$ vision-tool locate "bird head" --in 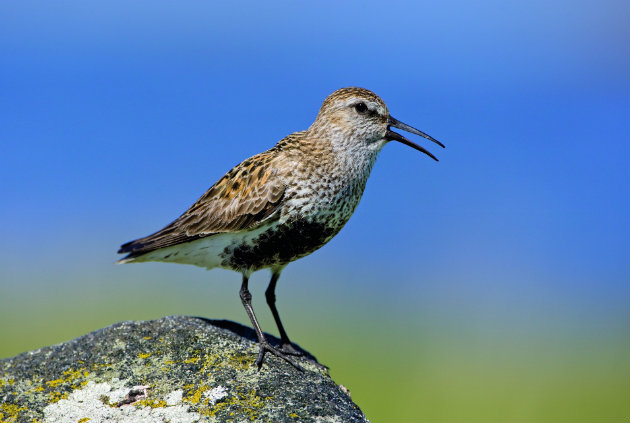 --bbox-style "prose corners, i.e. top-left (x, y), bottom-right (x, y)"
top-left (310, 87), bottom-right (444, 161)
